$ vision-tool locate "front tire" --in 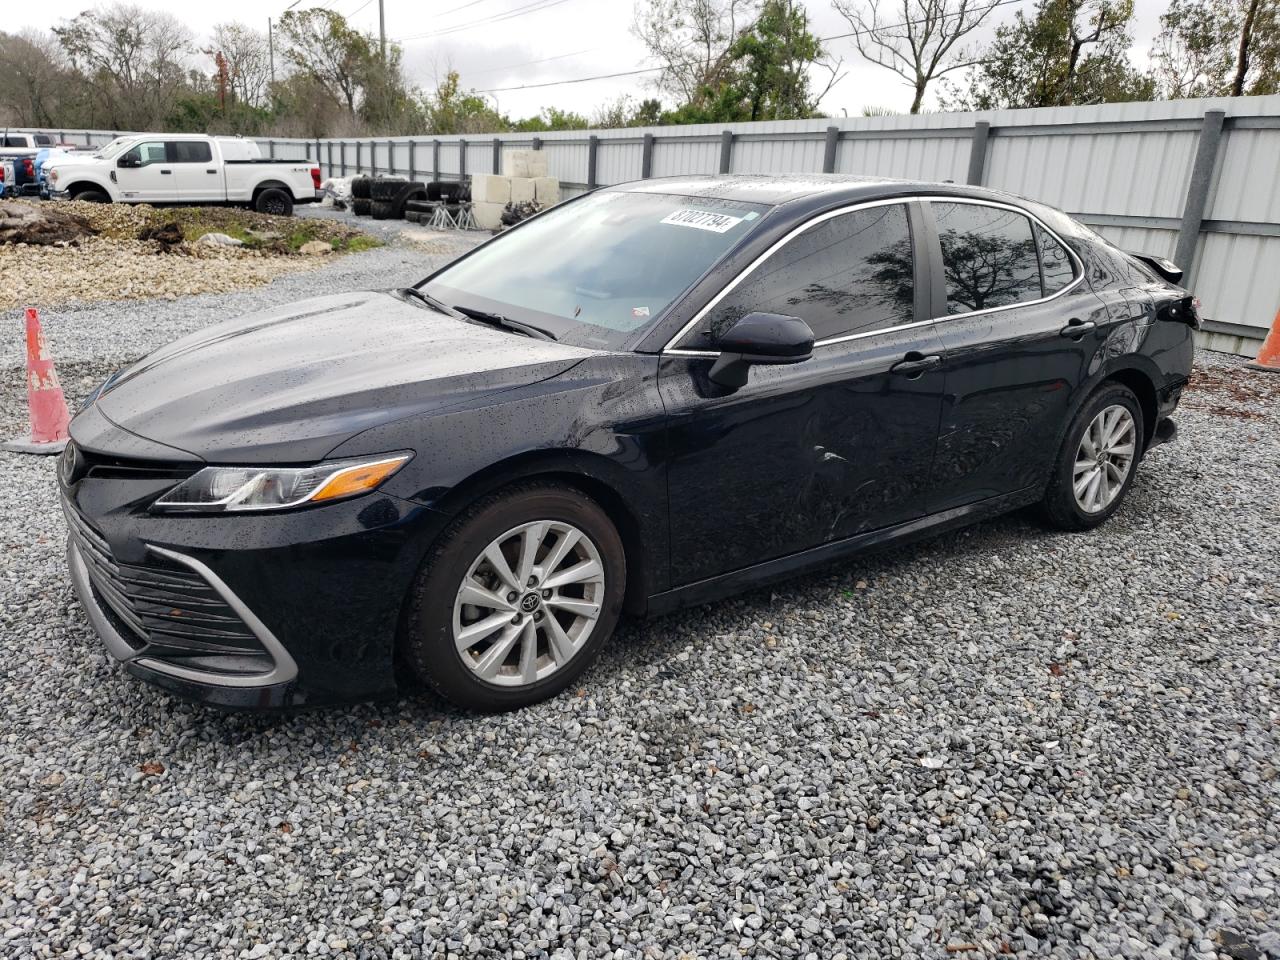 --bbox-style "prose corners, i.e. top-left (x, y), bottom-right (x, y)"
top-left (1040, 383), bottom-right (1144, 531)
top-left (403, 484), bottom-right (626, 711)
top-left (73, 190), bottom-right (110, 203)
